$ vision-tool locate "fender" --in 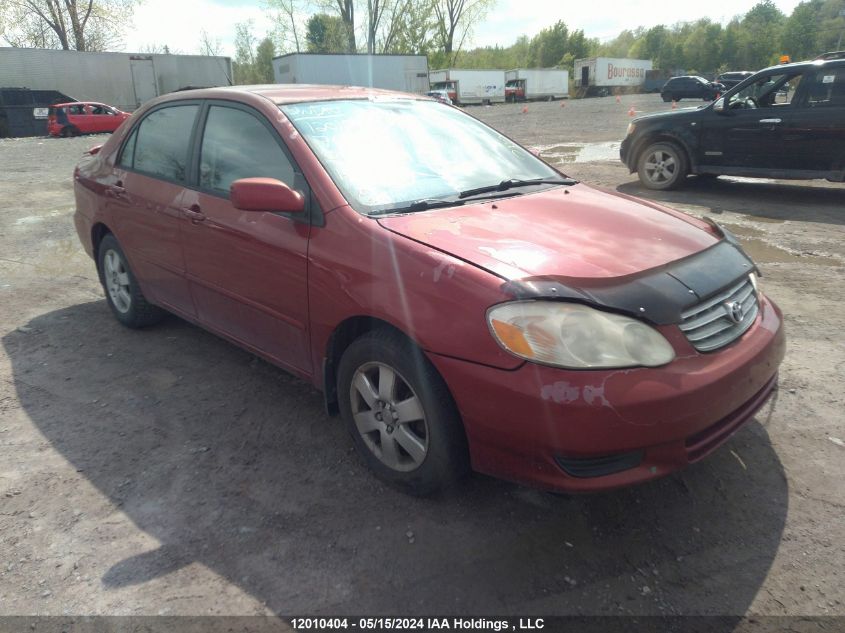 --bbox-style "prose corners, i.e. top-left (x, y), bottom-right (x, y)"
top-left (630, 127), bottom-right (700, 172)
